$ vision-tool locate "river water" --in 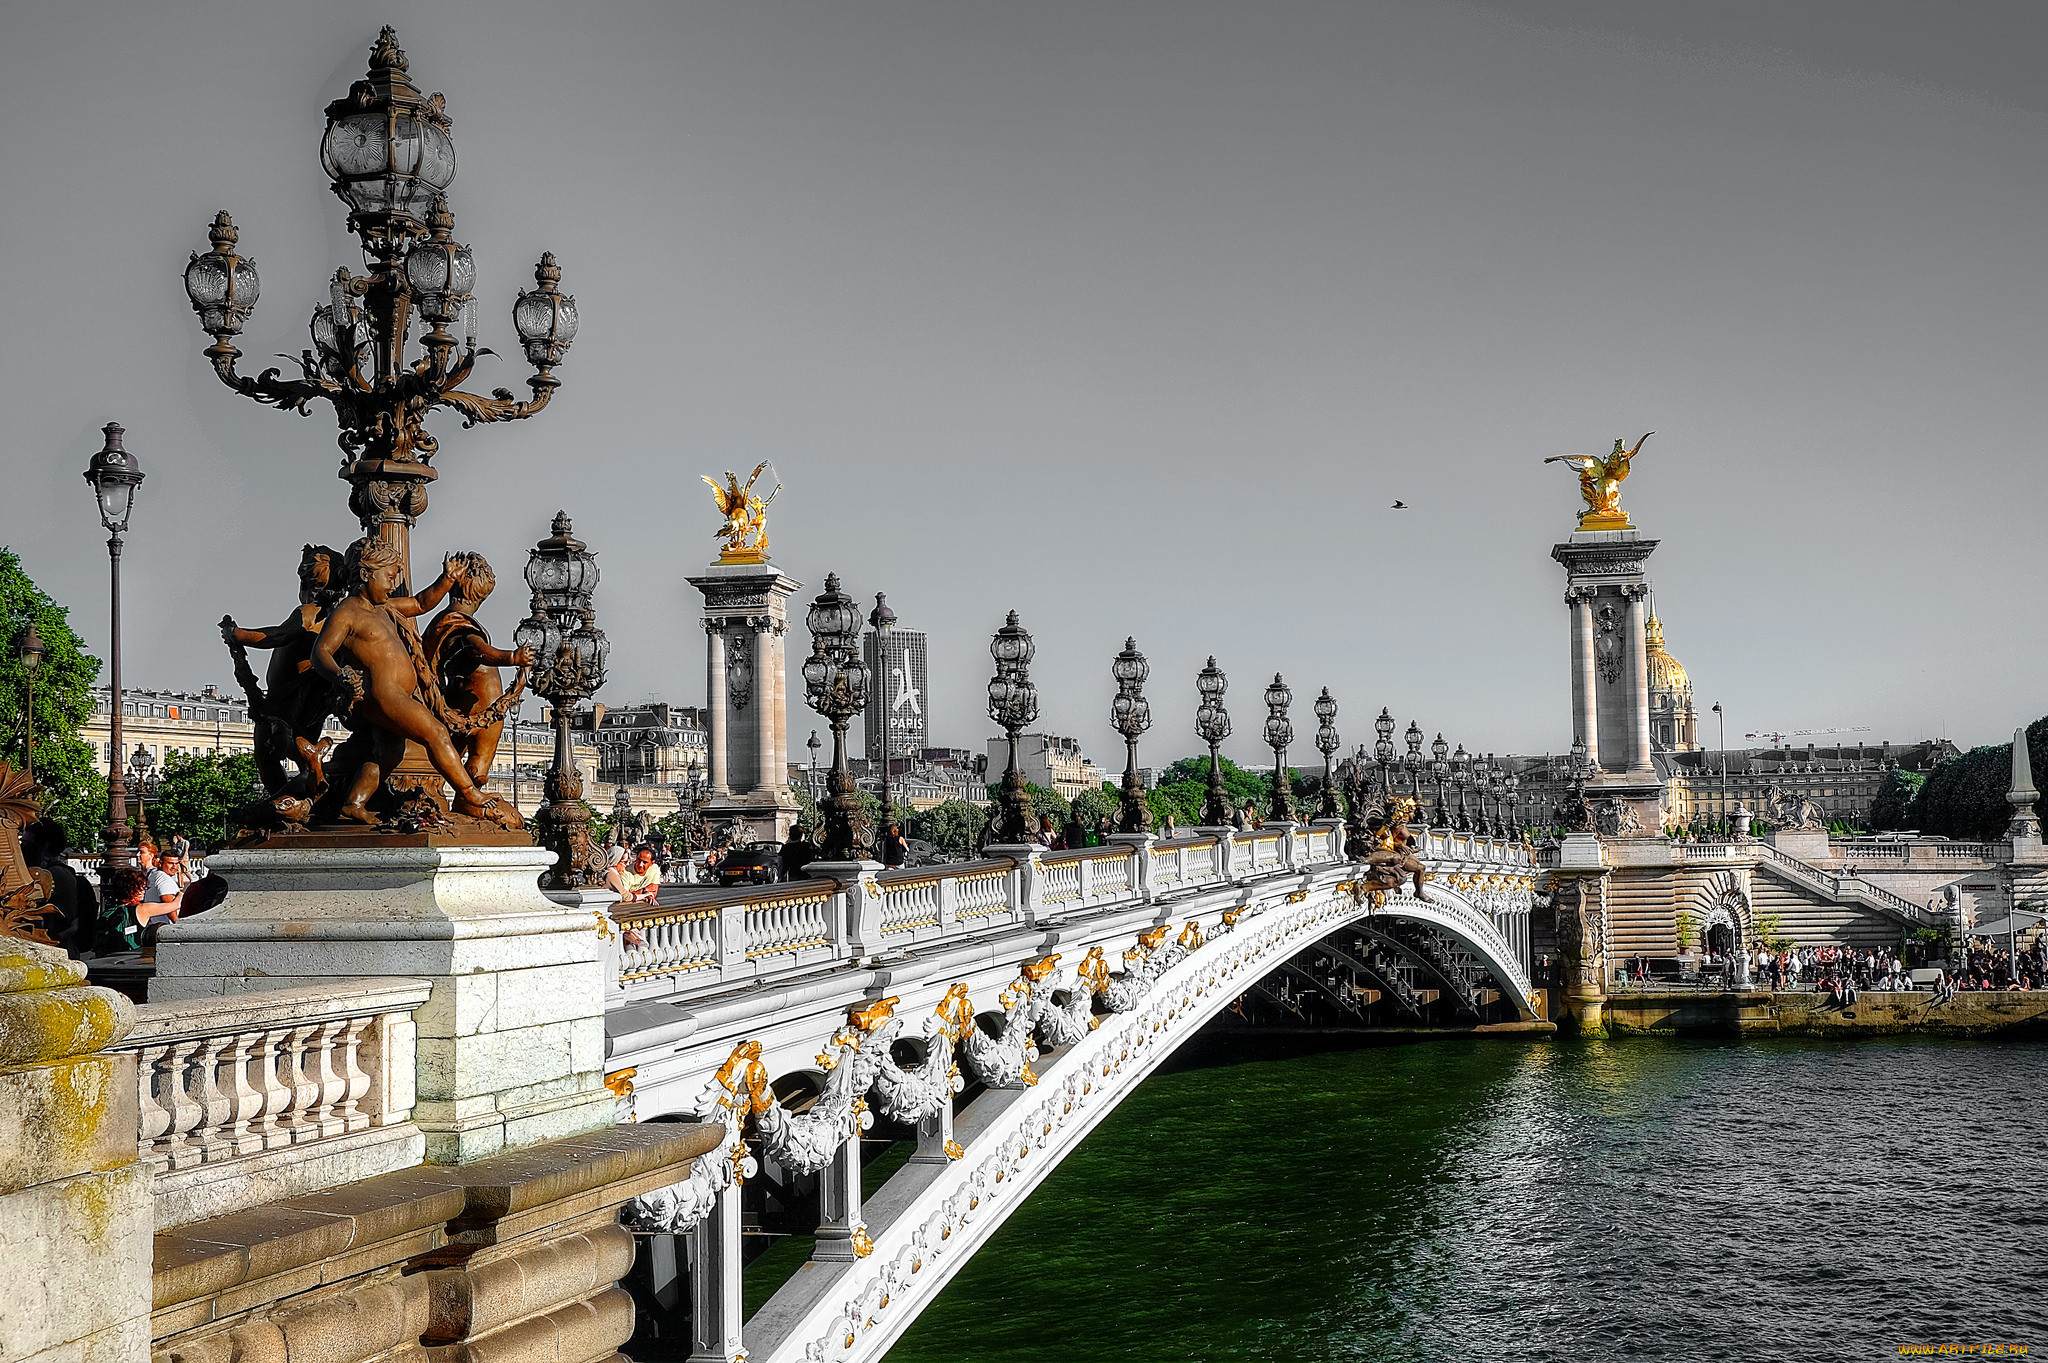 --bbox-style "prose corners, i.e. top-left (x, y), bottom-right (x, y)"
top-left (883, 1036), bottom-right (2047, 1362)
